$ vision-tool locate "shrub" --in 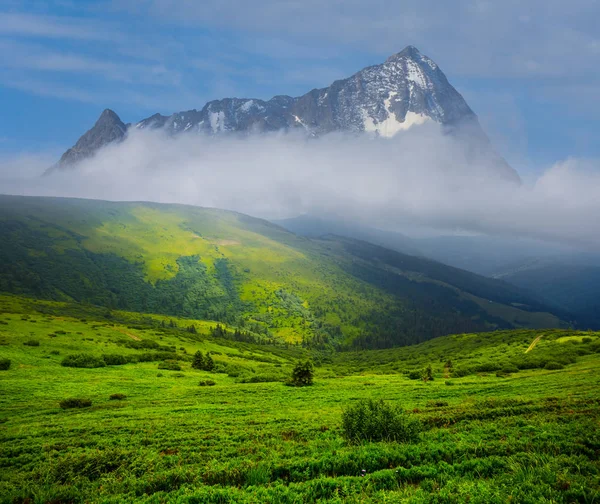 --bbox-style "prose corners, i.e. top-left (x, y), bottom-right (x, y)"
top-left (500, 364), bottom-right (519, 374)
top-left (407, 370), bottom-right (422, 380)
top-left (422, 364), bottom-right (434, 382)
top-left (341, 399), bottom-right (421, 443)
top-left (23, 340), bottom-right (40, 347)
top-left (582, 337), bottom-right (593, 344)
top-left (109, 393), bottom-right (127, 400)
top-left (198, 380), bottom-right (216, 387)
top-left (544, 361), bottom-right (565, 370)
top-left (158, 360), bottom-right (181, 371)
top-left (0, 358), bottom-right (11, 371)
top-left (102, 354), bottom-right (130, 366)
top-left (59, 398), bottom-right (92, 409)
top-left (513, 357), bottom-right (547, 370)
top-left (451, 367), bottom-right (472, 378)
top-left (49, 350), bottom-right (60, 355)
top-left (426, 400), bottom-right (448, 408)
top-left (288, 360), bottom-right (314, 387)
top-left (473, 361), bottom-right (501, 373)
top-left (239, 373), bottom-right (282, 383)
top-left (61, 354), bottom-right (106, 368)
